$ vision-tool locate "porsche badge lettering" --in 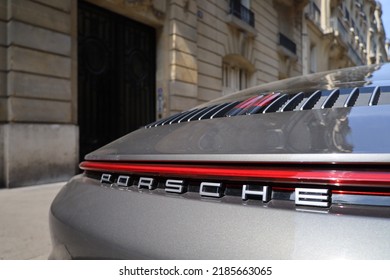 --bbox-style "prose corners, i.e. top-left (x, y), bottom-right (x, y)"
top-left (100, 173), bottom-right (331, 207)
